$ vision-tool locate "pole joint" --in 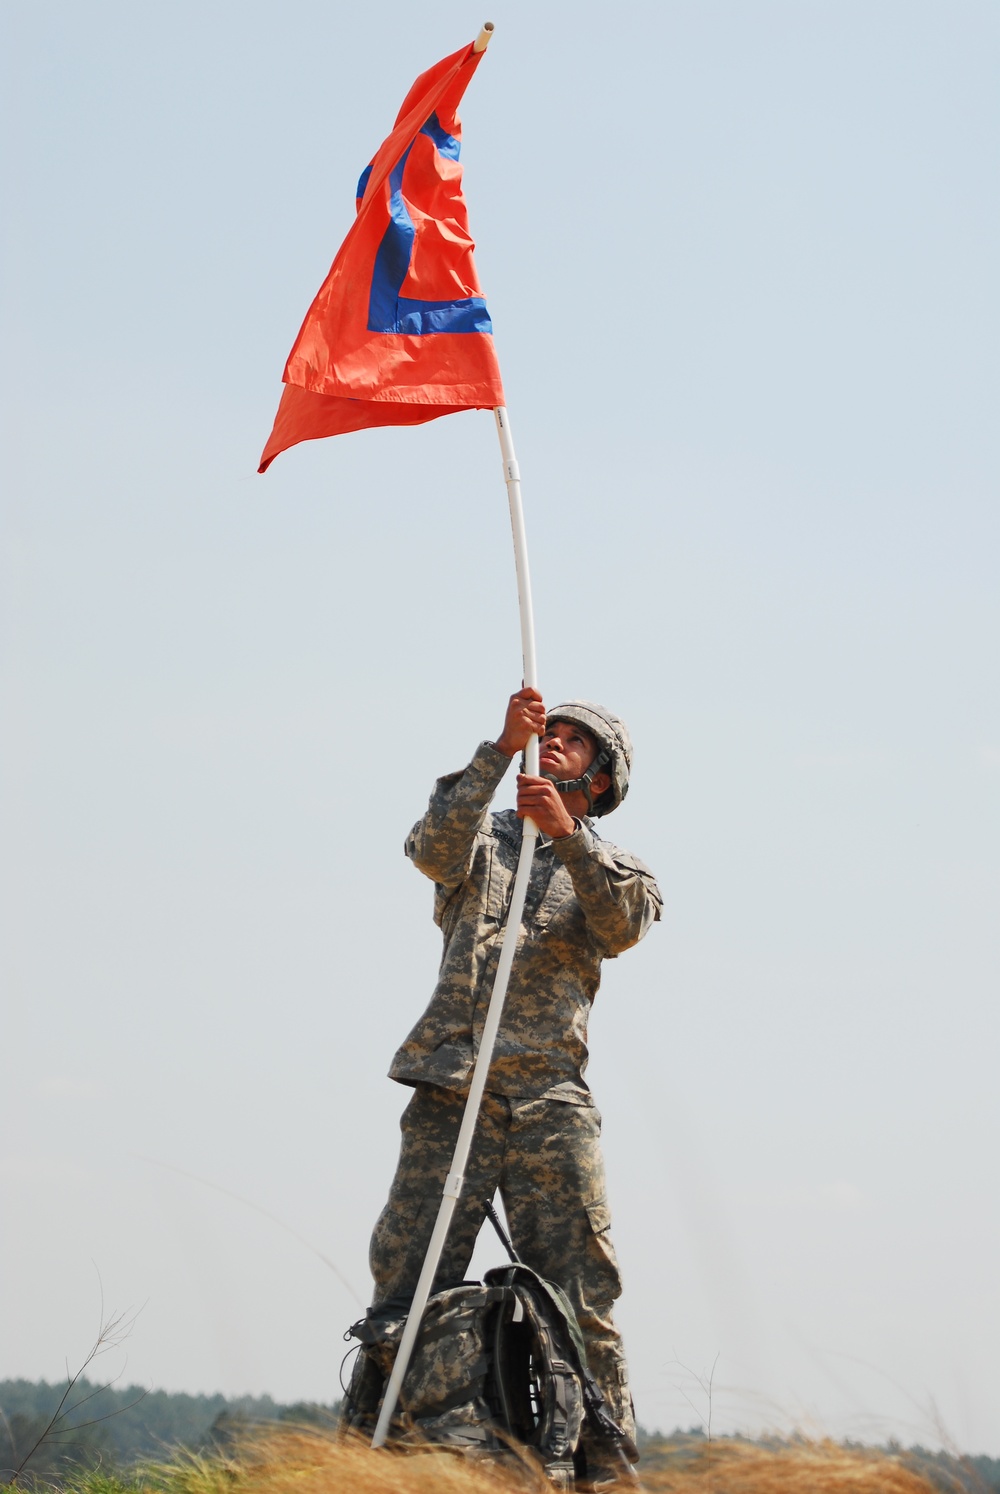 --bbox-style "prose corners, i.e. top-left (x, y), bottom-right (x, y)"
top-left (443, 1171), bottom-right (465, 1200)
